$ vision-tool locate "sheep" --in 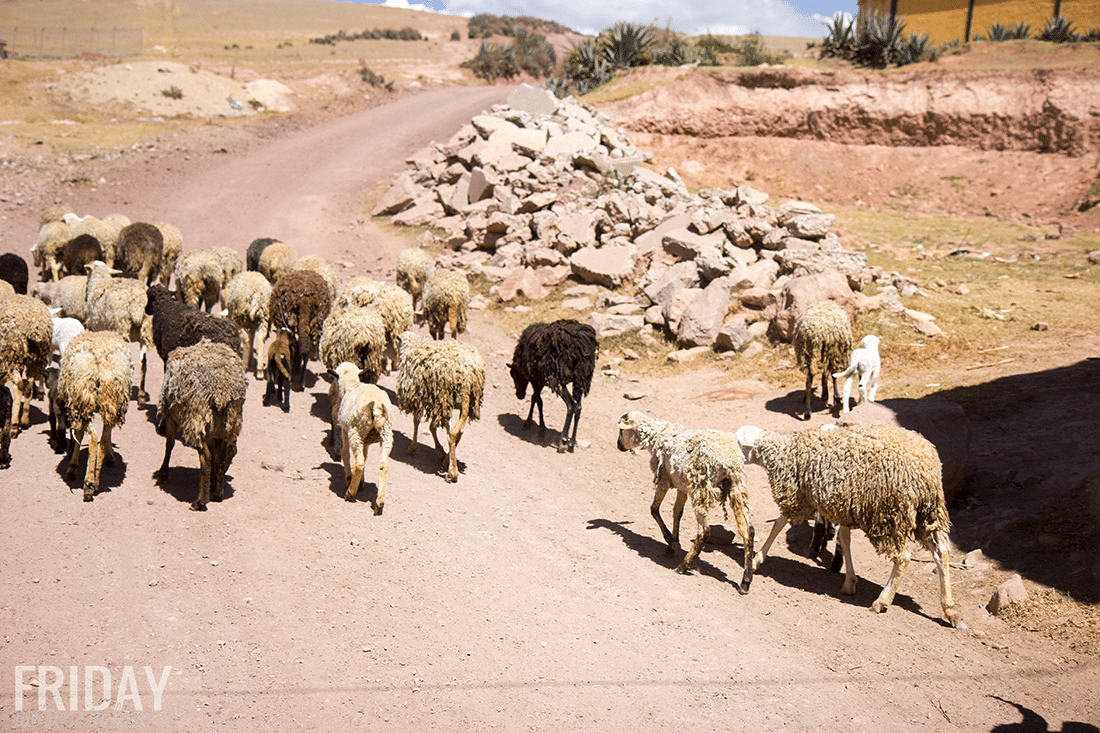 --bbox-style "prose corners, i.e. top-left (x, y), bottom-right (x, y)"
top-left (32, 220), bottom-right (71, 281)
top-left (60, 234), bottom-right (103, 278)
top-left (396, 330), bottom-right (484, 483)
top-left (736, 423), bottom-right (958, 626)
top-left (395, 247), bottom-right (434, 313)
top-left (144, 285), bottom-right (240, 379)
top-left (43, 366), bottom-right (70, 454)
top-left (67, 215), bottom-right (117, 268)
top-left (792, 299), bottom-right (852, 420)
top-left (246, 237), bottom-right (279, 272)
top-left (329, 361), bottom-right (393, 512)
top-left (115, 222), bottom-right (164, 286)
top-left (224, 271), bottom-right (272, 378)
top-left (30, 275), bottom-right (88, 322)
top-left (83, 261), bottom-right (153, 407)
top-left (258, 241), bottom-right (298, 285)
top-left (262, 329), bottom-right (293, 410)
top-left (321, 305), bottom-right (387, 455)
top-left (269, 269), bottom-right (331, 392)
top-left (0, 293), bottom-right (53, 431)
top-left (421, 270), bottom-right (470, 340)
top-left (174, 249), bottom-right (224, 312)
top-left (153, 340), bottom-right (247, 511)
top-left (39, 203), bottom-right (74, 228)
top-left (48, 308), bottom-right (85, 360)
top-left (0, 252), bottom-right (29, 295)
top-left (0, 384), bottom-right (11, 468)
top-left (293, 254), bottom-right (340, 302)
top-left (57, 331), bottom-right (132, 501)
top-left (99, 213), bottom-right (132, 266)
top-left (834, 334), bottom-right (881, 414)
top-left (154, 222), bottom-right (183, 288)
top-left (208, 246), bottom-right (244, 297)
top-left (333, 277), bottom-right (412, 373)
top-left (615, 411), bottom-right (756, 593)
top-left (508, 319), bottom-right (598, 453)
top-left (0, 280), bottom-right (13, 299)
